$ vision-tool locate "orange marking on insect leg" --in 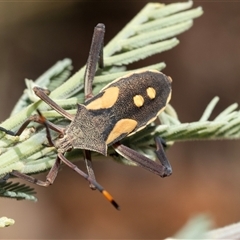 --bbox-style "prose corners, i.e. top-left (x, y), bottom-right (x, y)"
top-left (103, 190), bottom-right (113, 201)
top-left (102, 190), bottom-right (120, 210)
